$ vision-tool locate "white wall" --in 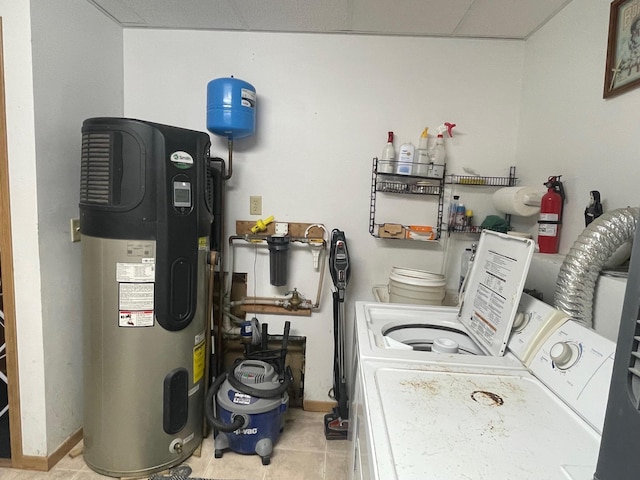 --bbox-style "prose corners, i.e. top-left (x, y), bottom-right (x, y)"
top-left (30, 0), bottom-right (123, 453)
top-left (0, 0), bottom-right (46, 455)
top-left (516, 0), bottom-right (640, 247)
top-left (516, 0), bottom-right (640, 339)
top-left (123, 29), bottom-right (525, 402)
top-left (0, 0), bottom-right (122, 456)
